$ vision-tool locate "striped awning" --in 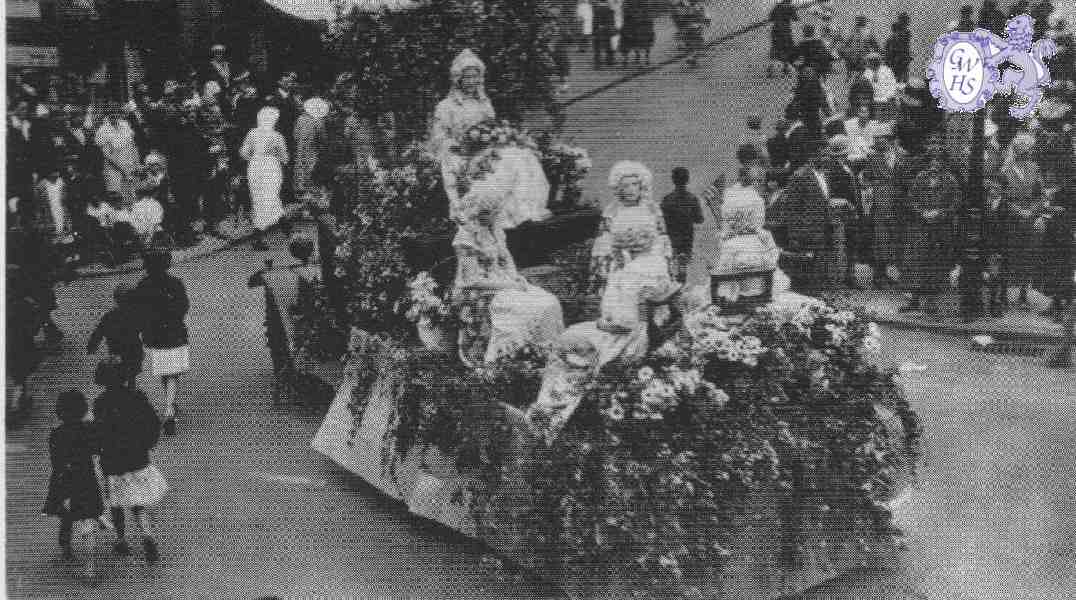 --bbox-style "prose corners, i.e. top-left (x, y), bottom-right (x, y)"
top-left (261, 0), bottom-right (424, 21)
